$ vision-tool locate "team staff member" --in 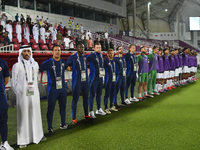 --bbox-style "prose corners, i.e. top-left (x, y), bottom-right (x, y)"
top-left (66, 43), bottom-right (92, 125)
top-left (104, 49), bottom-right (118, 114)
top-left (39, 45), bottom-right (72, 137)
top-left (147, 46), bottom-right (160, 95)
top-left (137, 47), bottom-right (152, 100)
top-left (11, 46), bottom-right (46, 148)
top-left (0, 59), bottom-right (13, 150)
top-left (87, 42), bottom-right (106, 119)
top-left (114, 46), bottom-right (130, 108)
top-left (124, 45), bottom-right (138, 104)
